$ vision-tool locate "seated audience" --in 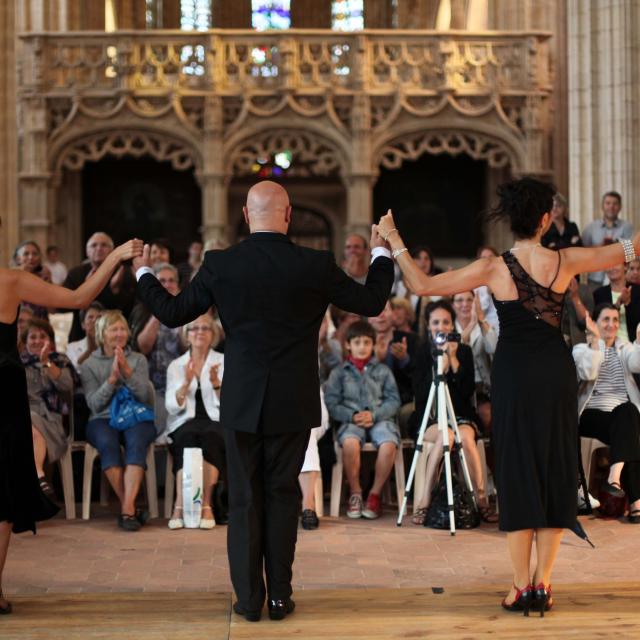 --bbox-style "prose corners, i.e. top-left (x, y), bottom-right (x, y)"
top-left (66, 302), bottom-right (104, 375)
top-left (44, 245), bottom-right (68, 285)
top-left (324, 320), bottom-right (401, 520)
top-left (342, 233), bottom-right (369, 284)
top-left (64, 232), bottom-right (136, 341)
top-left (80, 311), bottom-right (156, 532)
top-left (574, 304), bottom-right (640, 523)
top-left (369, 301), bottom-right (418, 435)
top-left (16, 305), bottom-right (34, 350)
top-left (411, 301), bottom-right (496, 525)
top-left (299, 388), bottom-right (330, 530)
top-left (177, 239), bottom-right (203, 289)
top-left (13, 240), bottom-right (51, 319)
top-left (330, 307), bottom-right (360, 355)
top-left (541, 193), bottom-right (582, 249)
top-left (149, 238), bottom-right (172, 266)
top-left (130, 263), bottom-right (186, 434)
top-left (626, 258), bottom-right (640, 286)
top-left (165, 314), bottom-right (224, 530)
top-left (390, 297), bottom-right (415, 334)
top-left (474, 246), bottom-right (500, 334)
top-left (20, 318), bottom-right (74, 498)
top-left (318, 310), bottom-right (342, 384)
top-left (394, 245), bottom-right (441, 336)
top-left (451, 291), bottom-right (497, 431)
top-left (593, 263), bottom-right (640, 343)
